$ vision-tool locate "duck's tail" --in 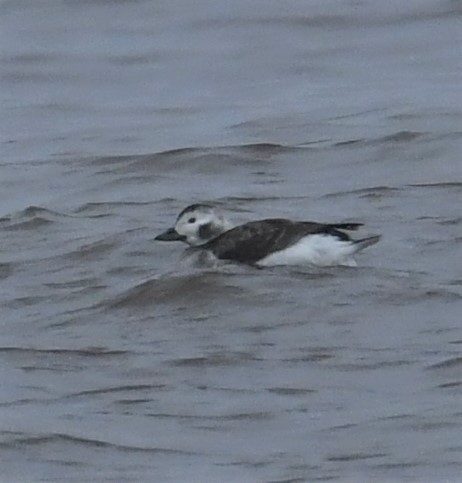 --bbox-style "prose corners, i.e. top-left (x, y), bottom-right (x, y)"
top-left (352, 235), bottom-right (381, 253)
top-left (333, 222), bottom-right (363, 231)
